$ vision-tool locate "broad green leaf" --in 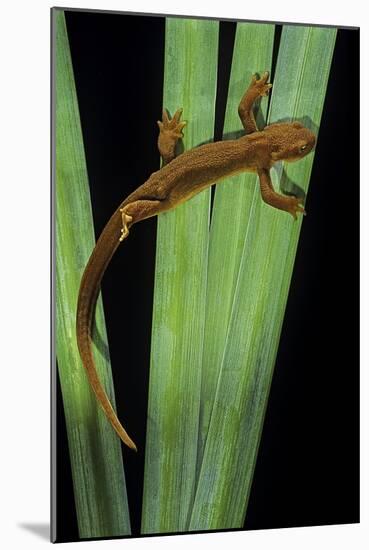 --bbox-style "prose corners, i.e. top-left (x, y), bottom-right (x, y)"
top-left (141, 17), bottom-right (219, 534)
top-left (189, 24), bottom-right (336, 531)
top-left (53, 9), bottom-right (130, 539)
top-left (197, 21), bottom-right (275, 476)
